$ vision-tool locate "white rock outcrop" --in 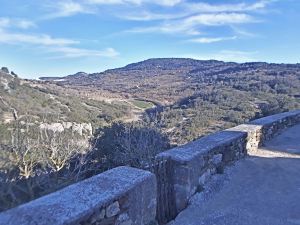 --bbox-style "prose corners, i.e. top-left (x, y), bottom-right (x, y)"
top-left (39, 122), bottom-right (92, 136)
